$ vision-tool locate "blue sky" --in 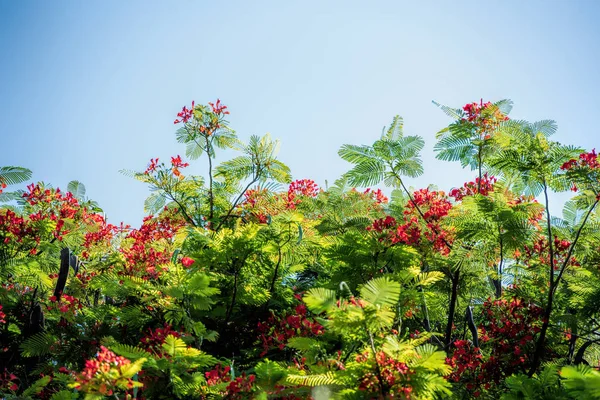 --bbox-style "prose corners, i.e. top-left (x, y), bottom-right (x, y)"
top-left (1, 1), bottom-right (599, 225)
